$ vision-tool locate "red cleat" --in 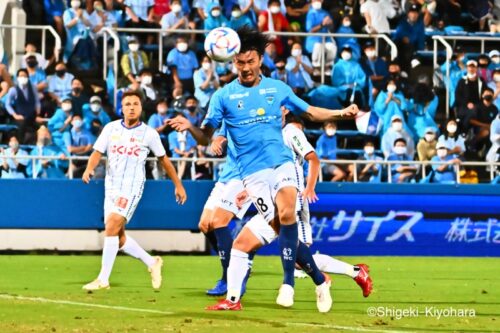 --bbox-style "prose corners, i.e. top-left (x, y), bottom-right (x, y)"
top-left (206, 299), bottom-right (242, 311)
top-left (353, 264), bottom-right (373, 297)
